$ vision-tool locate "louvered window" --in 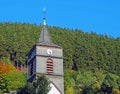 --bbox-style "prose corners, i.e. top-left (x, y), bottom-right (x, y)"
top-left (47, 58), bottom-right (53, 74)
top-left (30, 63), bottom-right (33, 75)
